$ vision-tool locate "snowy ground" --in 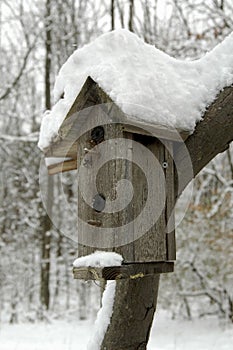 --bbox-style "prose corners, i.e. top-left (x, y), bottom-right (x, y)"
top-left (0, 309), bottom-right (232, 350)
